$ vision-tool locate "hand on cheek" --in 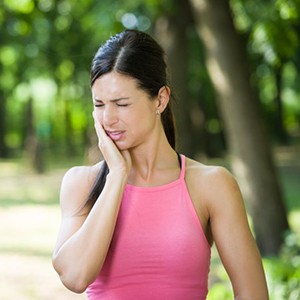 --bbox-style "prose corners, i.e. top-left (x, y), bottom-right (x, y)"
top-left (92, 111), bottom-right (131, 173)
